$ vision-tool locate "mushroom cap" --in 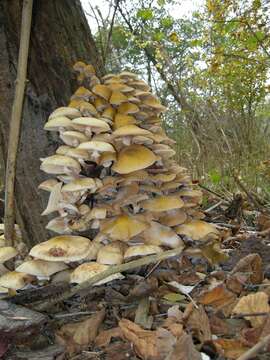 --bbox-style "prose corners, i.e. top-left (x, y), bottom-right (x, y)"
top-left (112, 145), bottom-right (156, 174)
top-left (0, 271), bottom-right (34, 290)
top-left (56, 145), bottom-right (72, 155)
top-left (44, 116), bottom-right (73, 131)
top-left (79, 102), bottom-right (99, 117)
top-left (46, 217), bottom-right (71, 234)
top-left (60, 131), bottom-right (89, 146)
top-left (110, 91), bottom-right (129, 105)
top-left (40, 155), bottom-right (81, 174)
top-left (92, 84), bottom-right (112, 100)
top-left (159, 209), bottom-right (187, 227)
top-left (97, 243), bottom-right (124, 265)
top-left (78, 141), bottom-right (115, 153)
top-left (65, 148), bottom-right (92, 160)
top-left (142, 221), bottom-right (184, 248)
top-left (124, 245), bottom-right (162, 260)
top-left (70, 262), bottom-right (123, 285)
top-left (0, 247), bottom-right (18, 263)
top-left (29, 235), bottom-right (92, 262)
top-left (71, 86), bottom-right (92, 100)
top-left (113, 114), bottom-right (137, 129)
top-left (118, 102), bottom-right (139, 114)
top-left (101, 214), bottom-right (149, 241)
top-left (108, 83), bottom-right (134, 92)
top-left (175, 220), bottom-right (219, 240)
top-left (49, 107), bottom-right (81, 120)
top-left (71, 117), bottom-right (110, 132)
top-left (61, 178), bottom-right (97, 192)
top-left (16, 259), bottom-right (68, 278)
top-left (38, 179), bottom-right (59, 192)
top-left (102, 106), bottom-right (116, 120)
top-left (112, 125), bottom-right (151, 138)
top-left (141, 195), bottom-right (184, 212)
